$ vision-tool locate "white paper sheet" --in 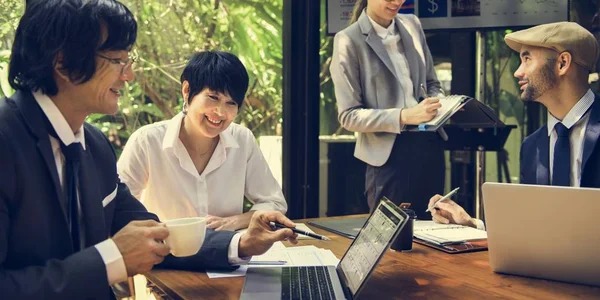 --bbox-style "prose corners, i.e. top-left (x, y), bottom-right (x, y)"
top-left (206, 244), bottom-right (340, 279)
